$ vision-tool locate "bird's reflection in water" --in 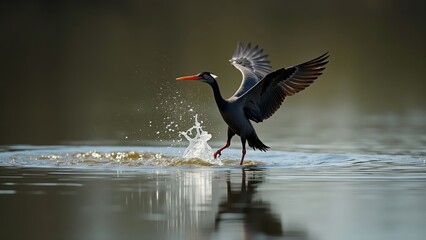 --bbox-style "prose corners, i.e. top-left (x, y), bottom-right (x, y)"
top-left (214, 167), bottom-right (308, 240)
